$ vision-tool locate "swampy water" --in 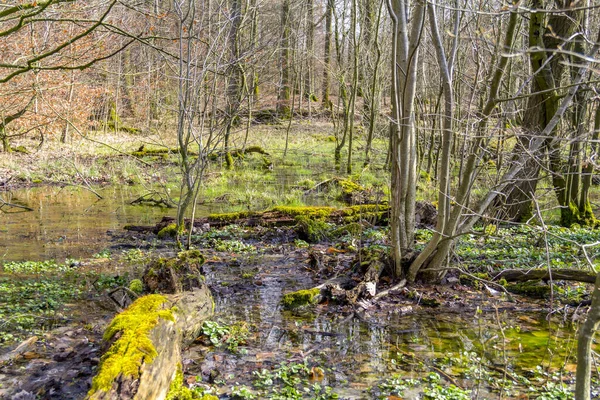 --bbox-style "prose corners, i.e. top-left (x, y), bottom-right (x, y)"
top-left (0, 185), bottom-right (180, 261)
top-left (194, 249), bottom-right (578, 398)
top-left (0, 185), bottom-right (584, 398)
